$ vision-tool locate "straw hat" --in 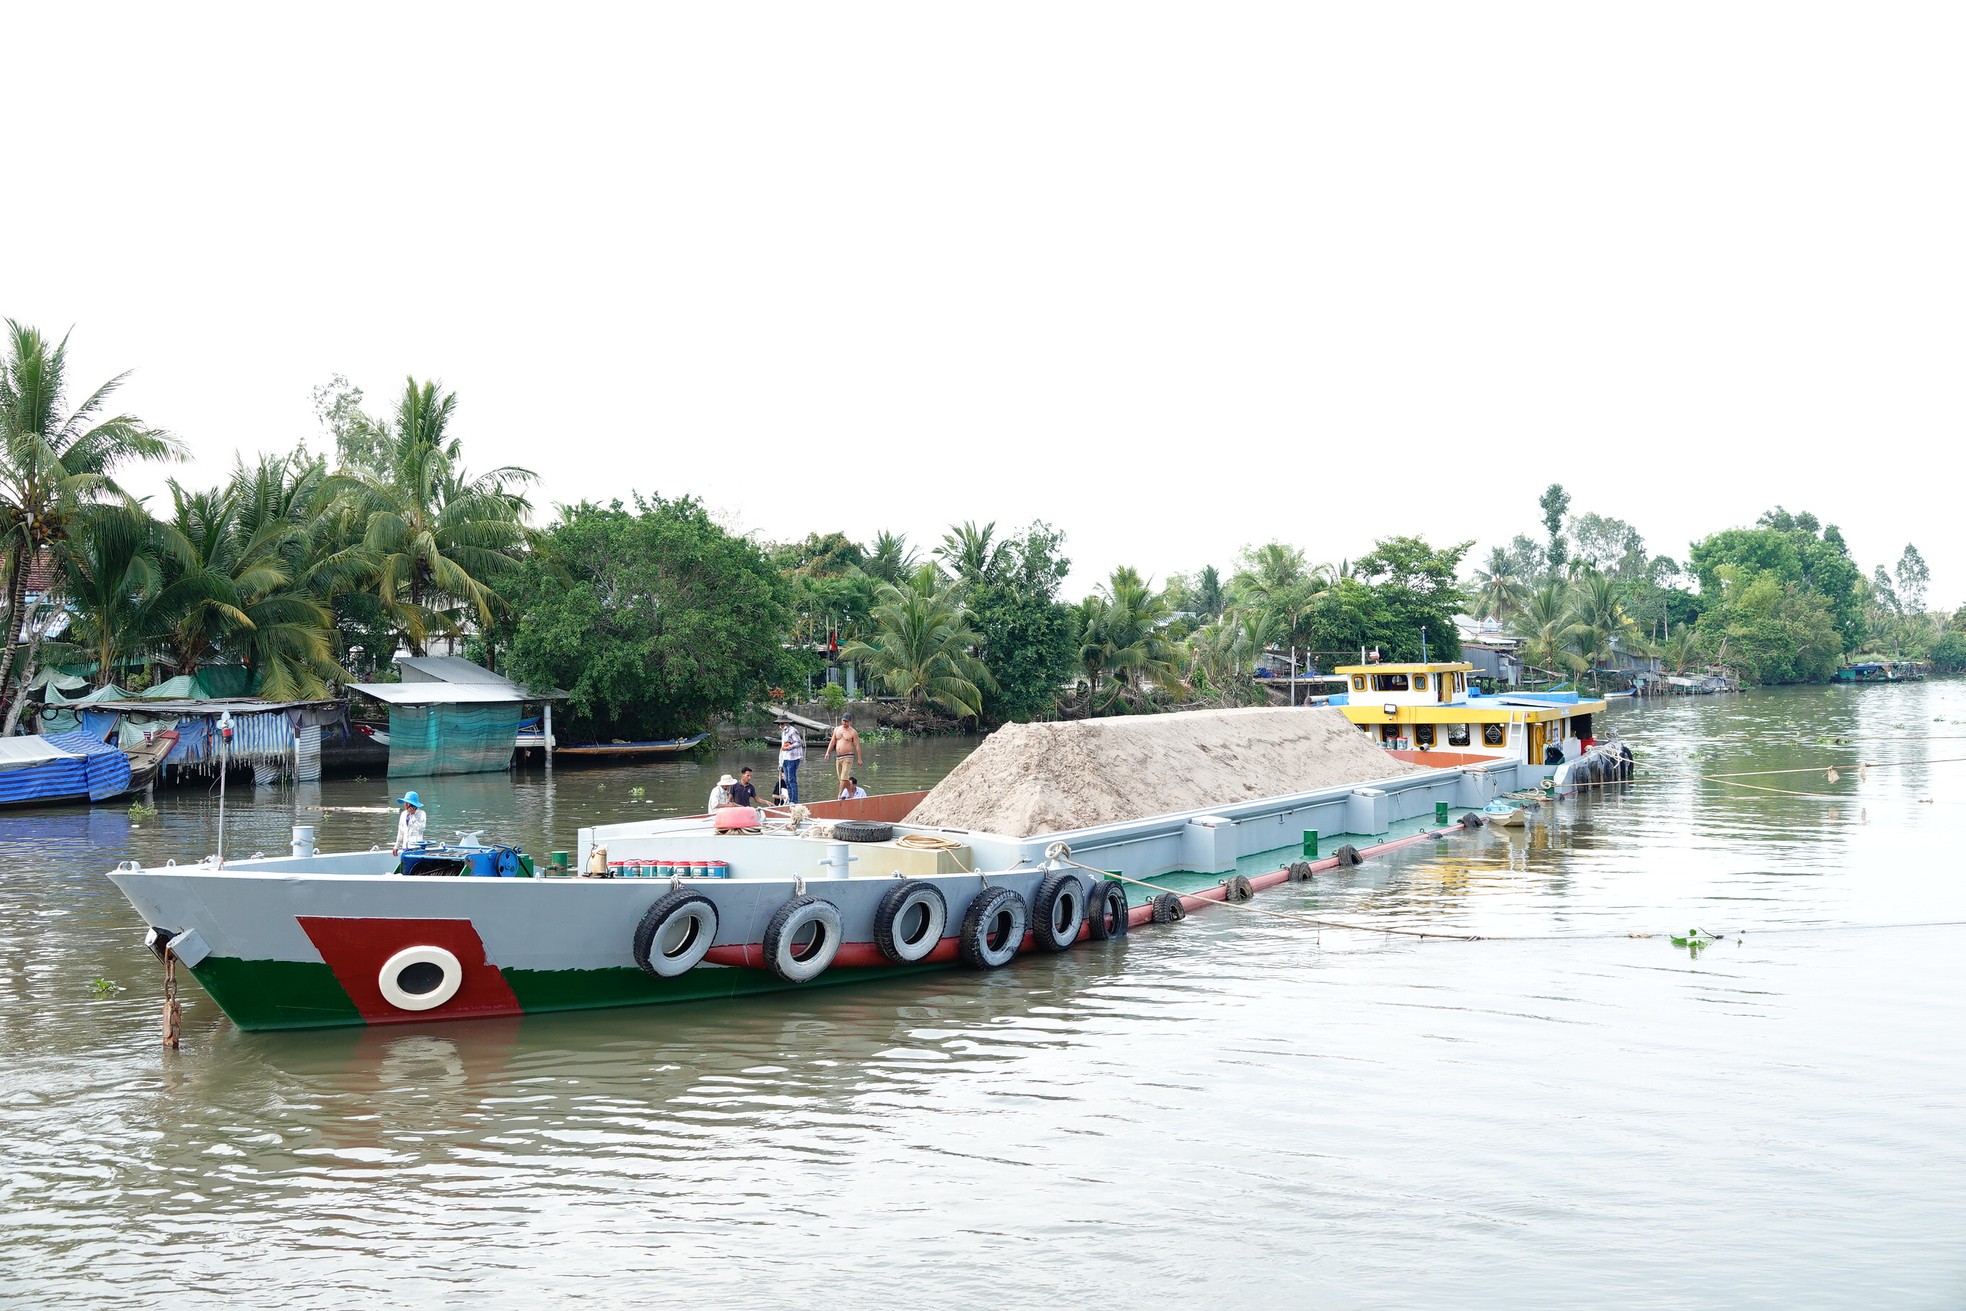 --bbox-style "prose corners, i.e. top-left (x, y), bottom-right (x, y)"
top-left (717, 773), bottom-right (738, 787)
